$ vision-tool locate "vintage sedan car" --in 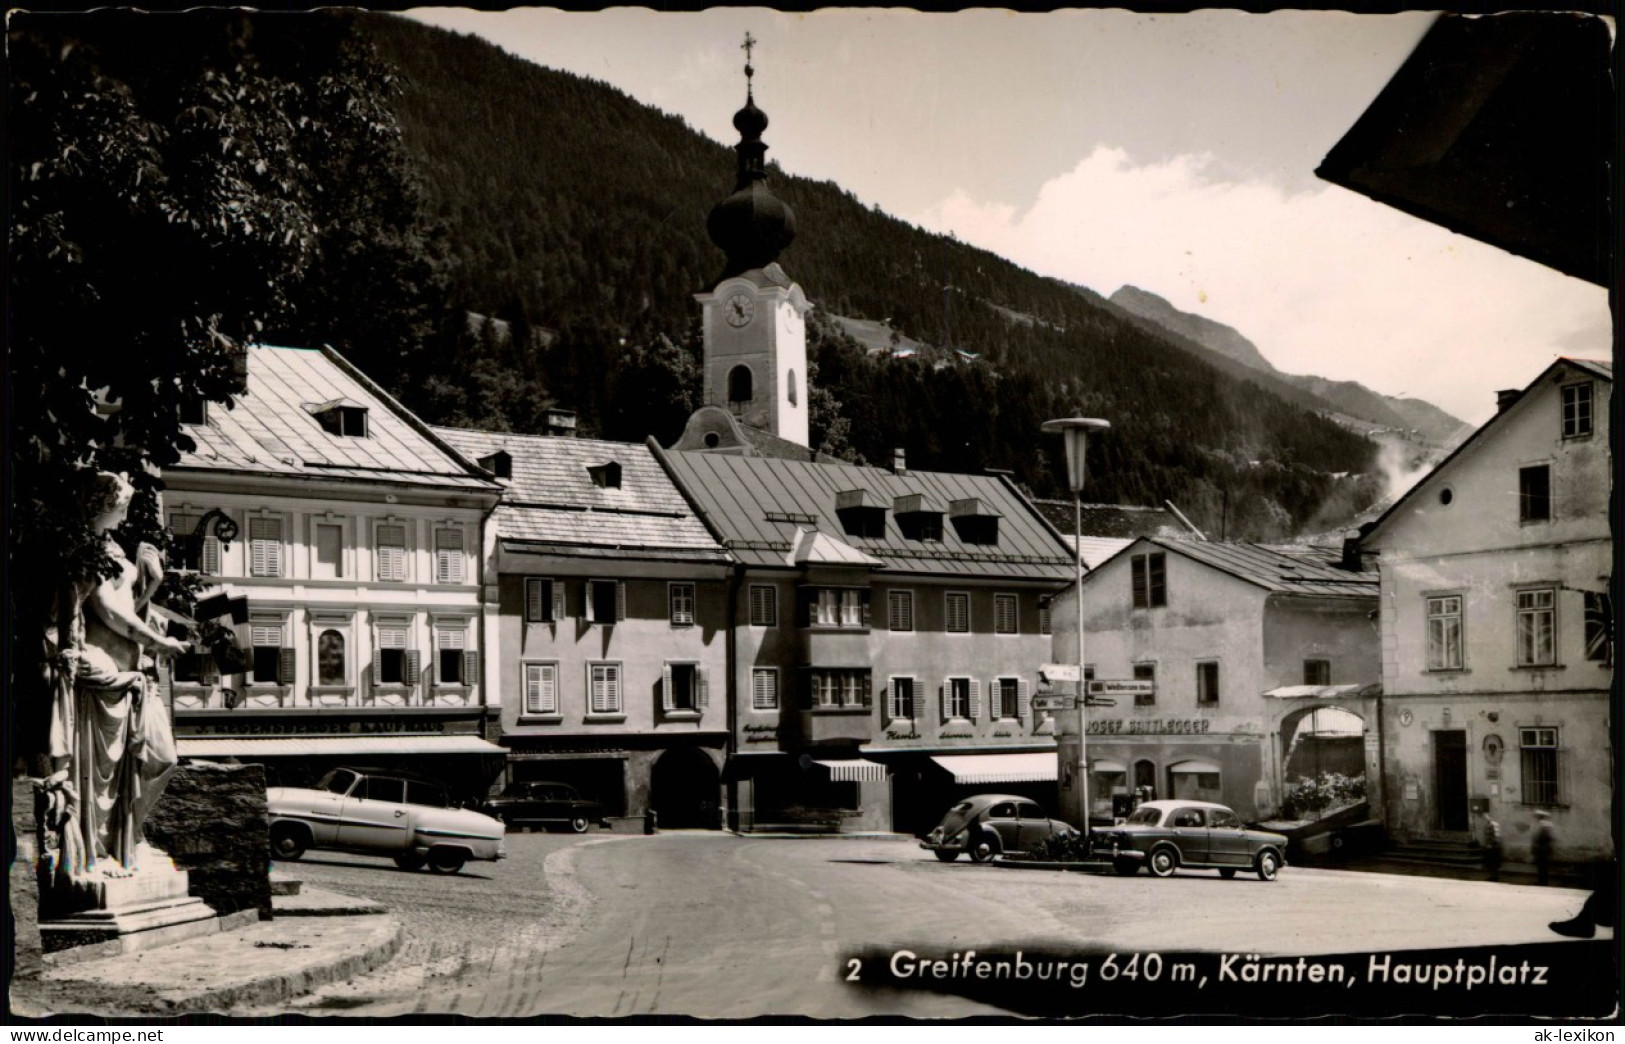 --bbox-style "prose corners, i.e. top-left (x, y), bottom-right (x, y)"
top-left (268, 767), bottom-right (506, 874)
top-left (479, 781), bottom-right (608, 833)
top-left (1099, 799), bottom-right (1288, 881)
top-left (919, 794), bottom-right (1078, 862)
